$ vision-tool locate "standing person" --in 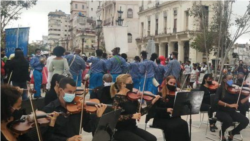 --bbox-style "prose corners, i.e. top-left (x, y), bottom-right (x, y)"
top-left (154, 59), bottom-right (165, 93)
top-left (237, 60), bottom-right (245, 75)
top-left (183, 61), bottom-right (192, 87)
top-left (106, 47), bottom-right (128, 82)
top-left (102, 52), bottom-right (108, 63)
top-left (129, 56), bottom-right (141, 89)
top-left (139, 51), bottom-right (158, 93)
top-left (65, 48), bottom-right (86, 87)
top-left (49, 46), bottom-right (69, 76)
top-left (9, 50), bottom-right (30, 100)
top-left (189, 63), bottom-right (200, 88)
top-left (121, 53), bottom-right (129, 73)
top-left (164, 51), bottom-right (181, 86)
top-left (215, 74), bottom-right (249, 141)
top-left (153, 76), bottom-right (190, 141)
top-left (45, 53), bottom-right (56, 90)
top-left (110, 74), bottom-right (159, 141)
top-left (30, 48), bottom-right (45, 98)
top-left (87, 49), bottom-right (107, 93)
